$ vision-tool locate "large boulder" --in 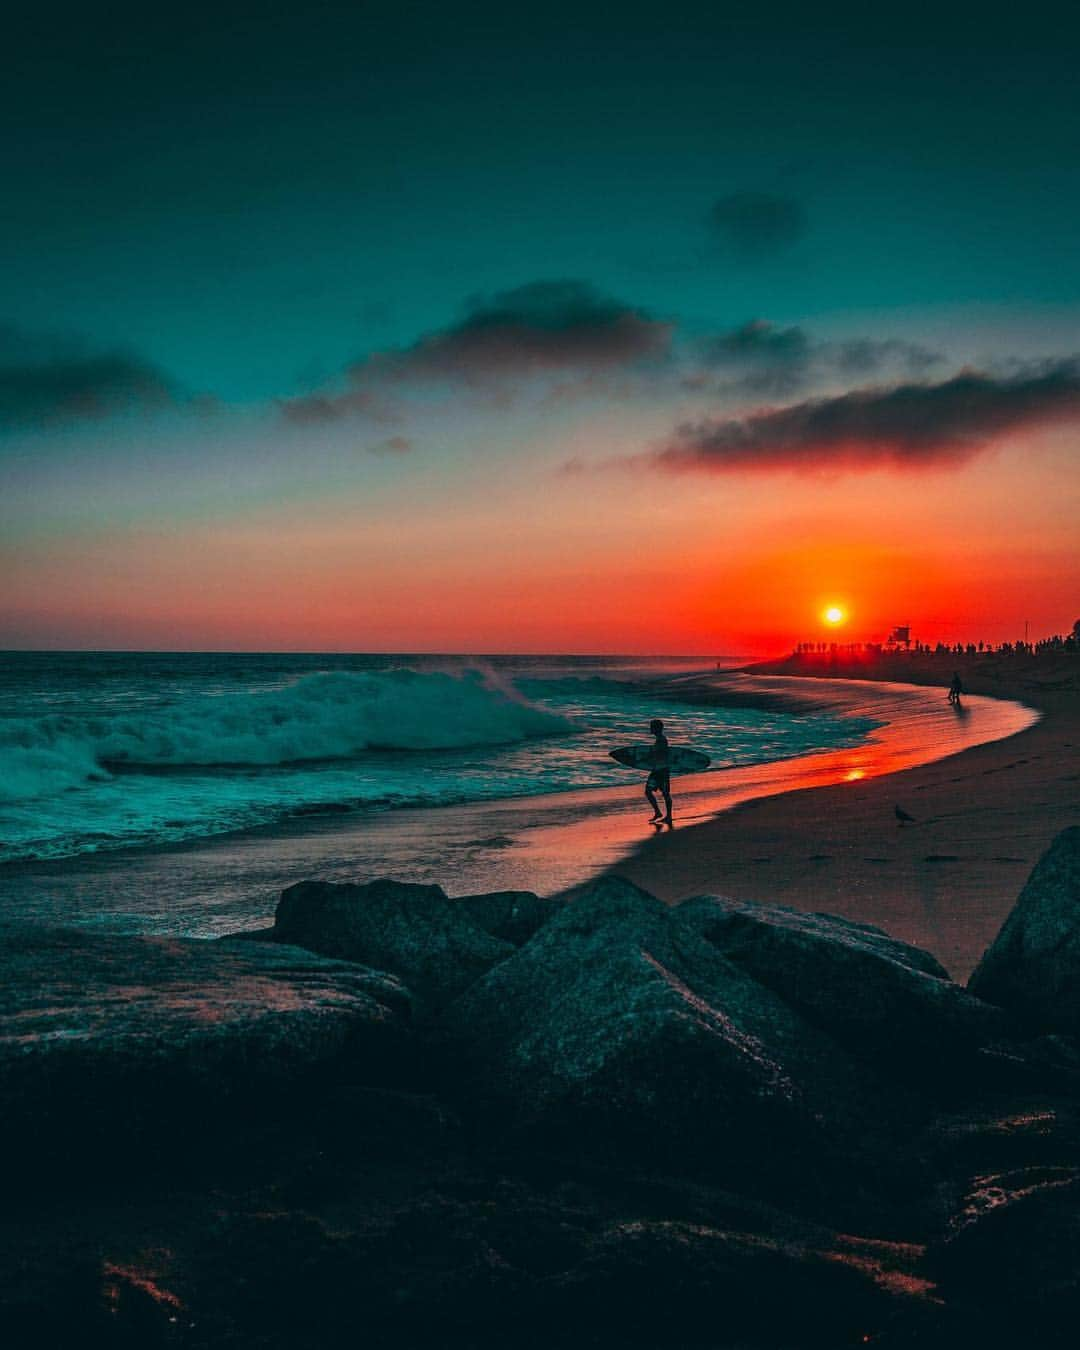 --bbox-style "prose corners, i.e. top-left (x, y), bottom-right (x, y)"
top-left (928, 1167), bottom-right (1080, 1339)
top-left (455, 890), bottom-right (562, 946)
top-left (676, 895), bottom-right (1008, 1087)
top-left (142, 1183), bottom-right (939, 1350)
top-left (439, 876), bottom-right (904, 1201)
top-left (0, 922), bottom-right (409, 1174)
top-left (548, 1219), bottom-right (938, 1348)
top-left (274, 878), bottom-right (514, 1015)
top-left (968, 828), bottom-right (1080, 1032)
